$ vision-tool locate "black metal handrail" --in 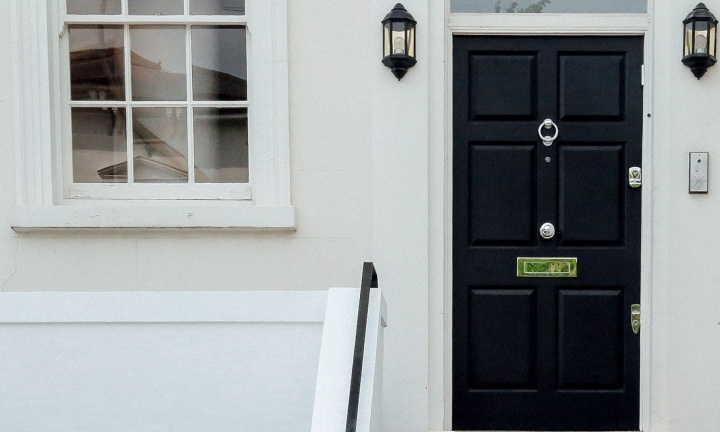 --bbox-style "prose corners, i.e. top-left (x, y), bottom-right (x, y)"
top-left (345, 262), bottom-right (379, 432)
